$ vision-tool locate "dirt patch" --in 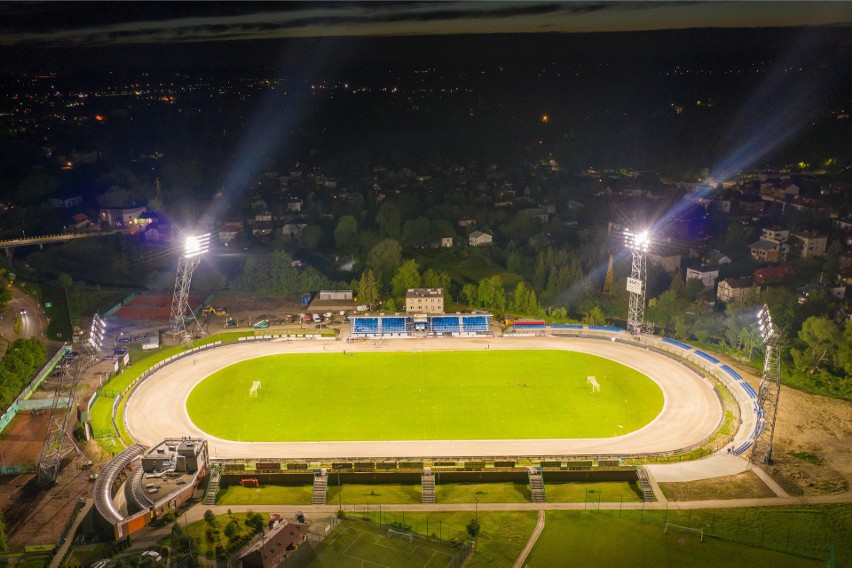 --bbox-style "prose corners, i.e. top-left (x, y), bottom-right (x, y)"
top-left (759, 385), bottom-right (852, 496)
top-left (209, 296), bottom-right (307, 326)
top-left (0, 410), bottom-right (51, 465)
top-left (659, 471), bottom-right (777, 501)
